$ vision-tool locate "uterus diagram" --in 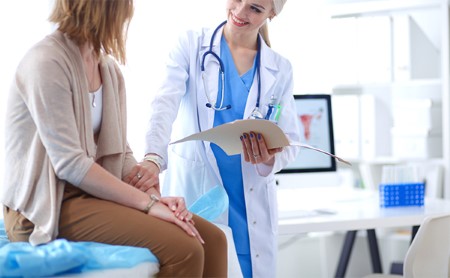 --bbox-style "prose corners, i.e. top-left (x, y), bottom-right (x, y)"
top-left (299, 108), bottom-right (323, 142)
